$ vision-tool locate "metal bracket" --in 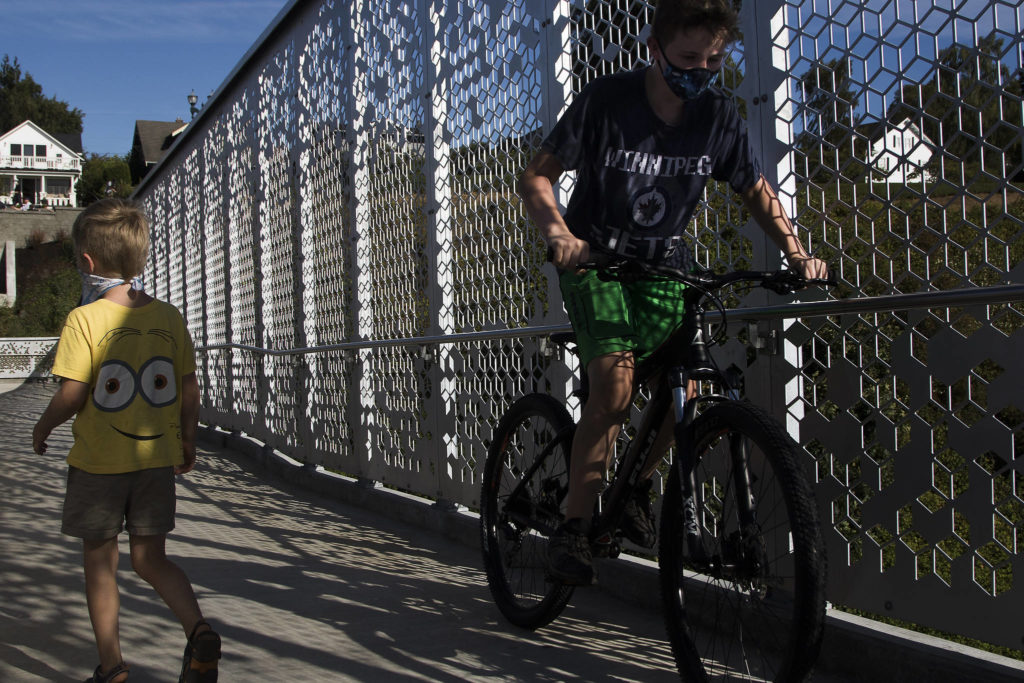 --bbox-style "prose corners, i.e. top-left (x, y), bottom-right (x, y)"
top-left (539, 336), bottom-right (556, 358)
top-left (432, 498), bottom-right (461, 513)
top-left (747, 322), bottom-right (778, 355)
top-left (419, 346), bottom-right (434, 364)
